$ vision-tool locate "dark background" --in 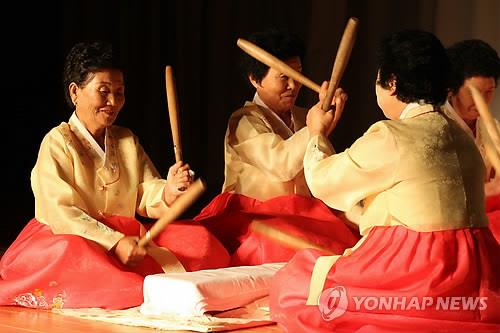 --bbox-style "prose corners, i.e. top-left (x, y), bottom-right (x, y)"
top-left (3, 0), bottom-right (499, 248)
